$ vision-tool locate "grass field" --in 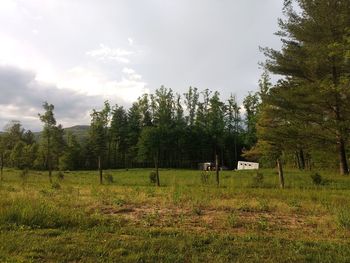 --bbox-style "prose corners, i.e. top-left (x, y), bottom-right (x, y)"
top-left (1, 168), bottom-right (350, 262)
